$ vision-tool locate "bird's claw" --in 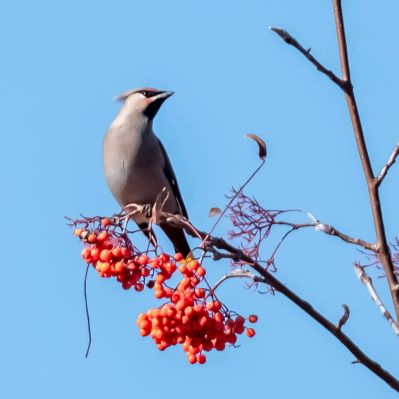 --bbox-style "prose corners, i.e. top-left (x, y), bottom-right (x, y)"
top-left (141, 204), bottom-right (152, 218)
